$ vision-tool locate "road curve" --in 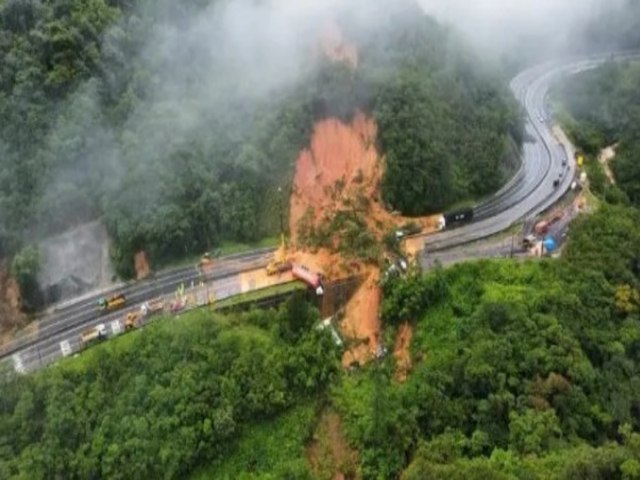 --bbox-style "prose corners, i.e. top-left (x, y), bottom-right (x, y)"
top-left (422, 53), bottom-right (633, 253)
top-left (2, 53), bottom-right (635, 372)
